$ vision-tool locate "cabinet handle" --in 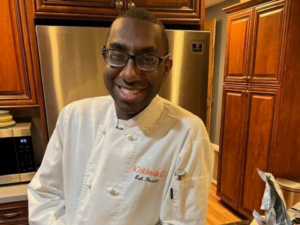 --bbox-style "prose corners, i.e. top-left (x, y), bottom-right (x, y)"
top-left (243, 76), bottom-right (247, 80)
top-left (1, 211), bottom-right (23, 218)
top-left (115, 0), bottom-right (123, 9)
top-left (128, 0), bottom-right (135, 8)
